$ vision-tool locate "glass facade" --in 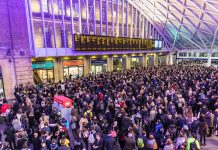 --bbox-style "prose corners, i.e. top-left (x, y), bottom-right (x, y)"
top-left (30, 0), bottom-right (163, 49)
